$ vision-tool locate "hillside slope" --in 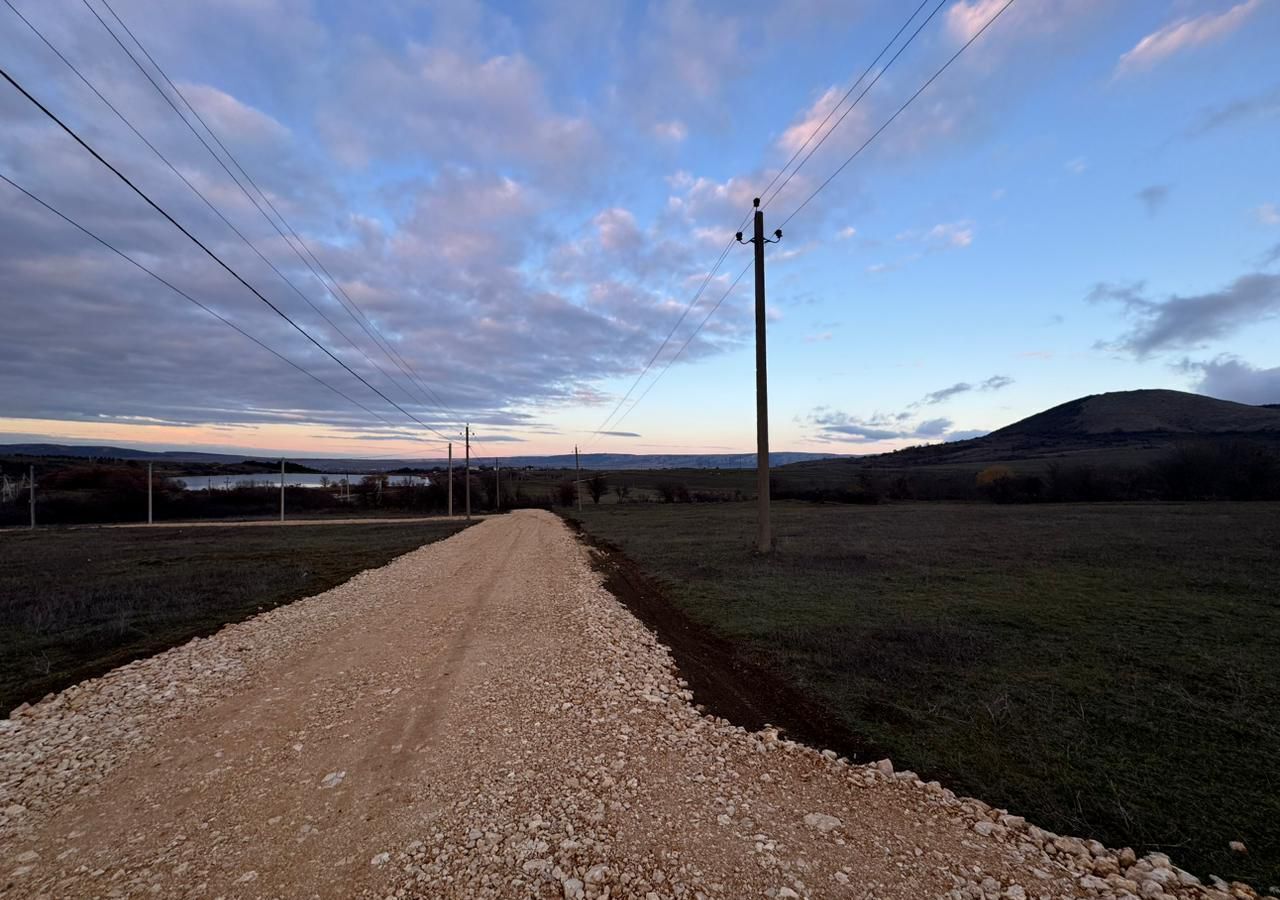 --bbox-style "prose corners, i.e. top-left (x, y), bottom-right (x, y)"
top-left (991, 389), bottom-right (1280, 438)
top-left (784, 389), bottom-right (1280, 479)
